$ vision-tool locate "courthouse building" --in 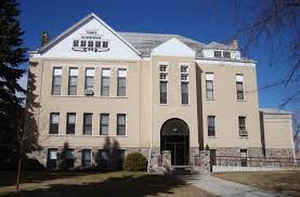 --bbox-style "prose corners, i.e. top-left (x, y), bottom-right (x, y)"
top-left (28, 13), bottom-right (295, 169)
